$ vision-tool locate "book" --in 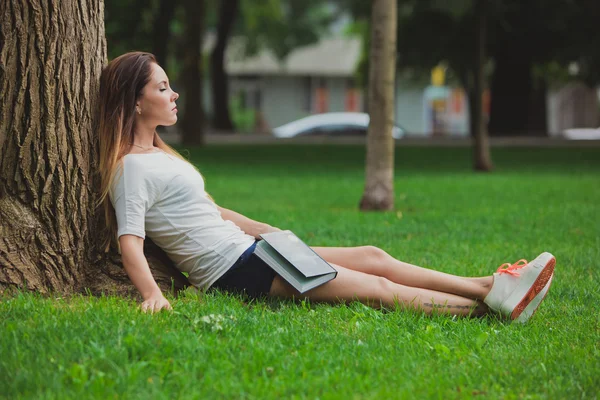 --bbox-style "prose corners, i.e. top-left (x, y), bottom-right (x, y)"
top-left (254, 230), bottom-right (338, 293)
